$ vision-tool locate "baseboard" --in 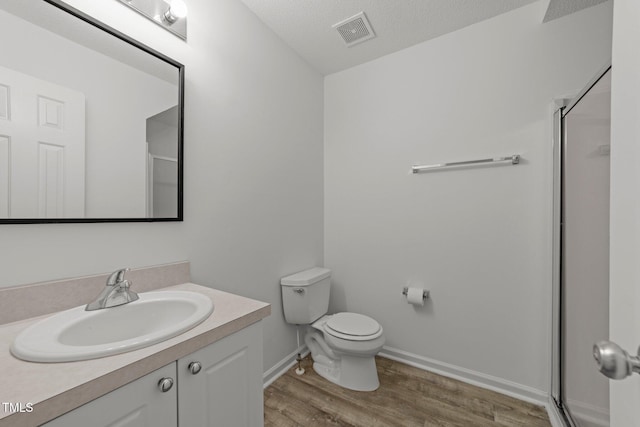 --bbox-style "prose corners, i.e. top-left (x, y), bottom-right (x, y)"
top-left (267, 345), bottom-right (550, 410)
top-left (378, 346), bottom-right (548, 406)
top-left (546, 398), bottom-right (568, 427)
top-left (263, 345), bottom-right (309, 389)
top-left (566, 399), bottom-right (609, 427)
